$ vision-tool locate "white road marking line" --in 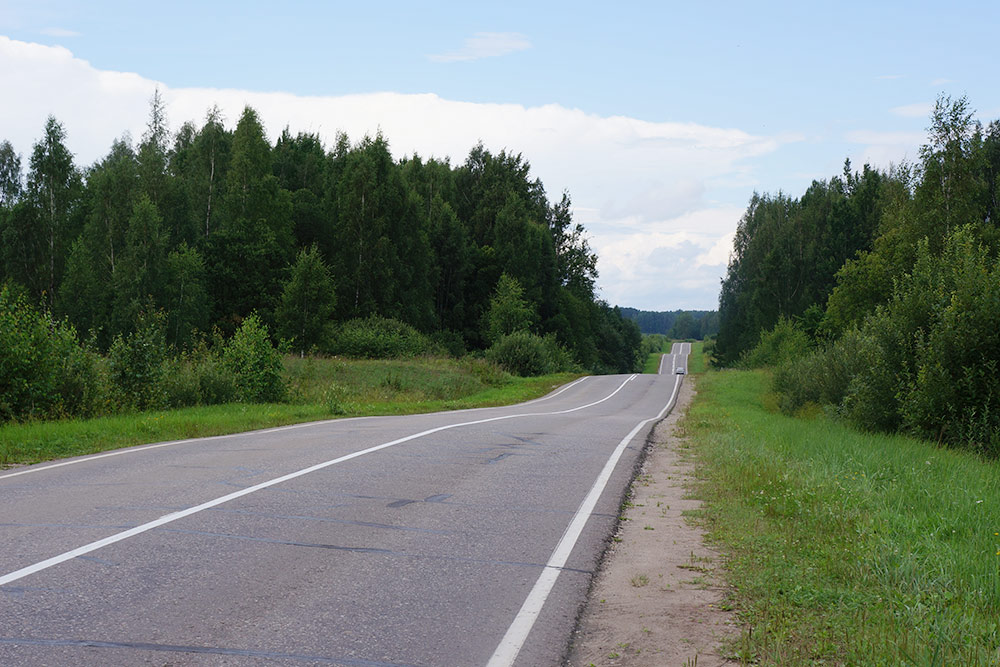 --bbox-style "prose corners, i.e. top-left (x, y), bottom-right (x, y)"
top-left (0, 377), bottom-right (591, 482)
top-left (0, 375), bottom-right (635, 588)
top-left (487, 366), bottom-right (686, 667)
